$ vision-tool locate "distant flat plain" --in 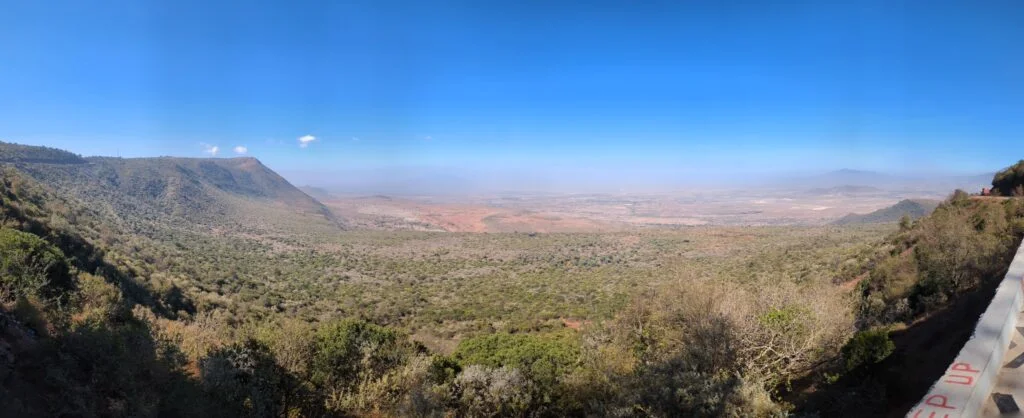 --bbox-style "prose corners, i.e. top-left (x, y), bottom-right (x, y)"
top-left (323, 187), bottom-right (952, 232)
